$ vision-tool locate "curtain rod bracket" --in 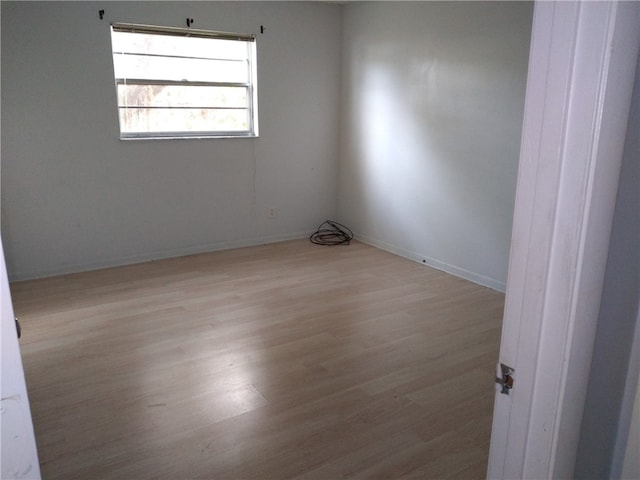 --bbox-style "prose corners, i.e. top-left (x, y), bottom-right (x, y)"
top-left (260, 25), bottom-right (265, 34)
top-left (186, 18), bottom-right (194, 27)
top-left (99, 9), bottom-right (105, 20)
